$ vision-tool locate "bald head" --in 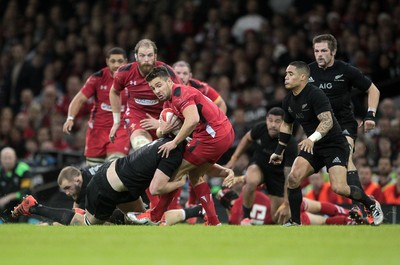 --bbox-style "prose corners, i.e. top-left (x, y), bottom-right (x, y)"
top-left (1, 147), bottom-right (17, 171)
